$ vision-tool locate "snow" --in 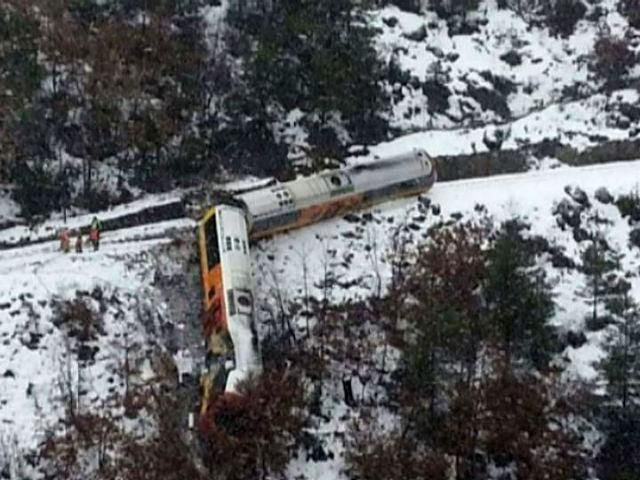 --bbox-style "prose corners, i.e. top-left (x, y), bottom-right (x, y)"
top-left (255, 159), bottom-right (640, 380)
top-left (348, 90), bottom-right (640, 162)
top-left (0, 215), bottom-right (194, 461)
top-left (0, 156), bottom-right (638, 477)
top-left (1, 0), bottom-right (640, 475)
top-left (372, 0), bottom-right (640, 131)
